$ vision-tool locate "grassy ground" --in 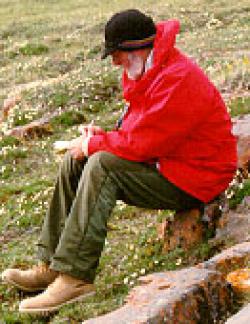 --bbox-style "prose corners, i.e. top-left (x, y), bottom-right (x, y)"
top-left (0, 0), bottom-right (249, 322)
